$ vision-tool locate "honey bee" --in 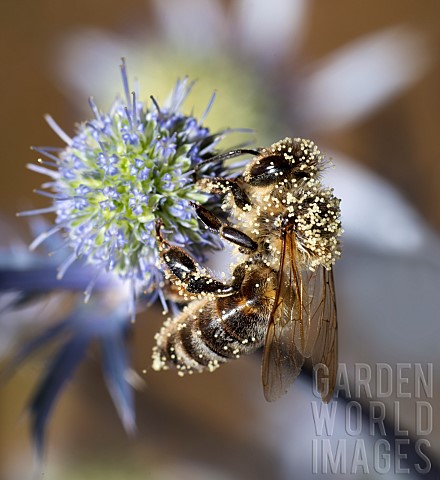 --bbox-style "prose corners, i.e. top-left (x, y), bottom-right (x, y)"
top-left (152, 137), bottom-right (342, 402)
